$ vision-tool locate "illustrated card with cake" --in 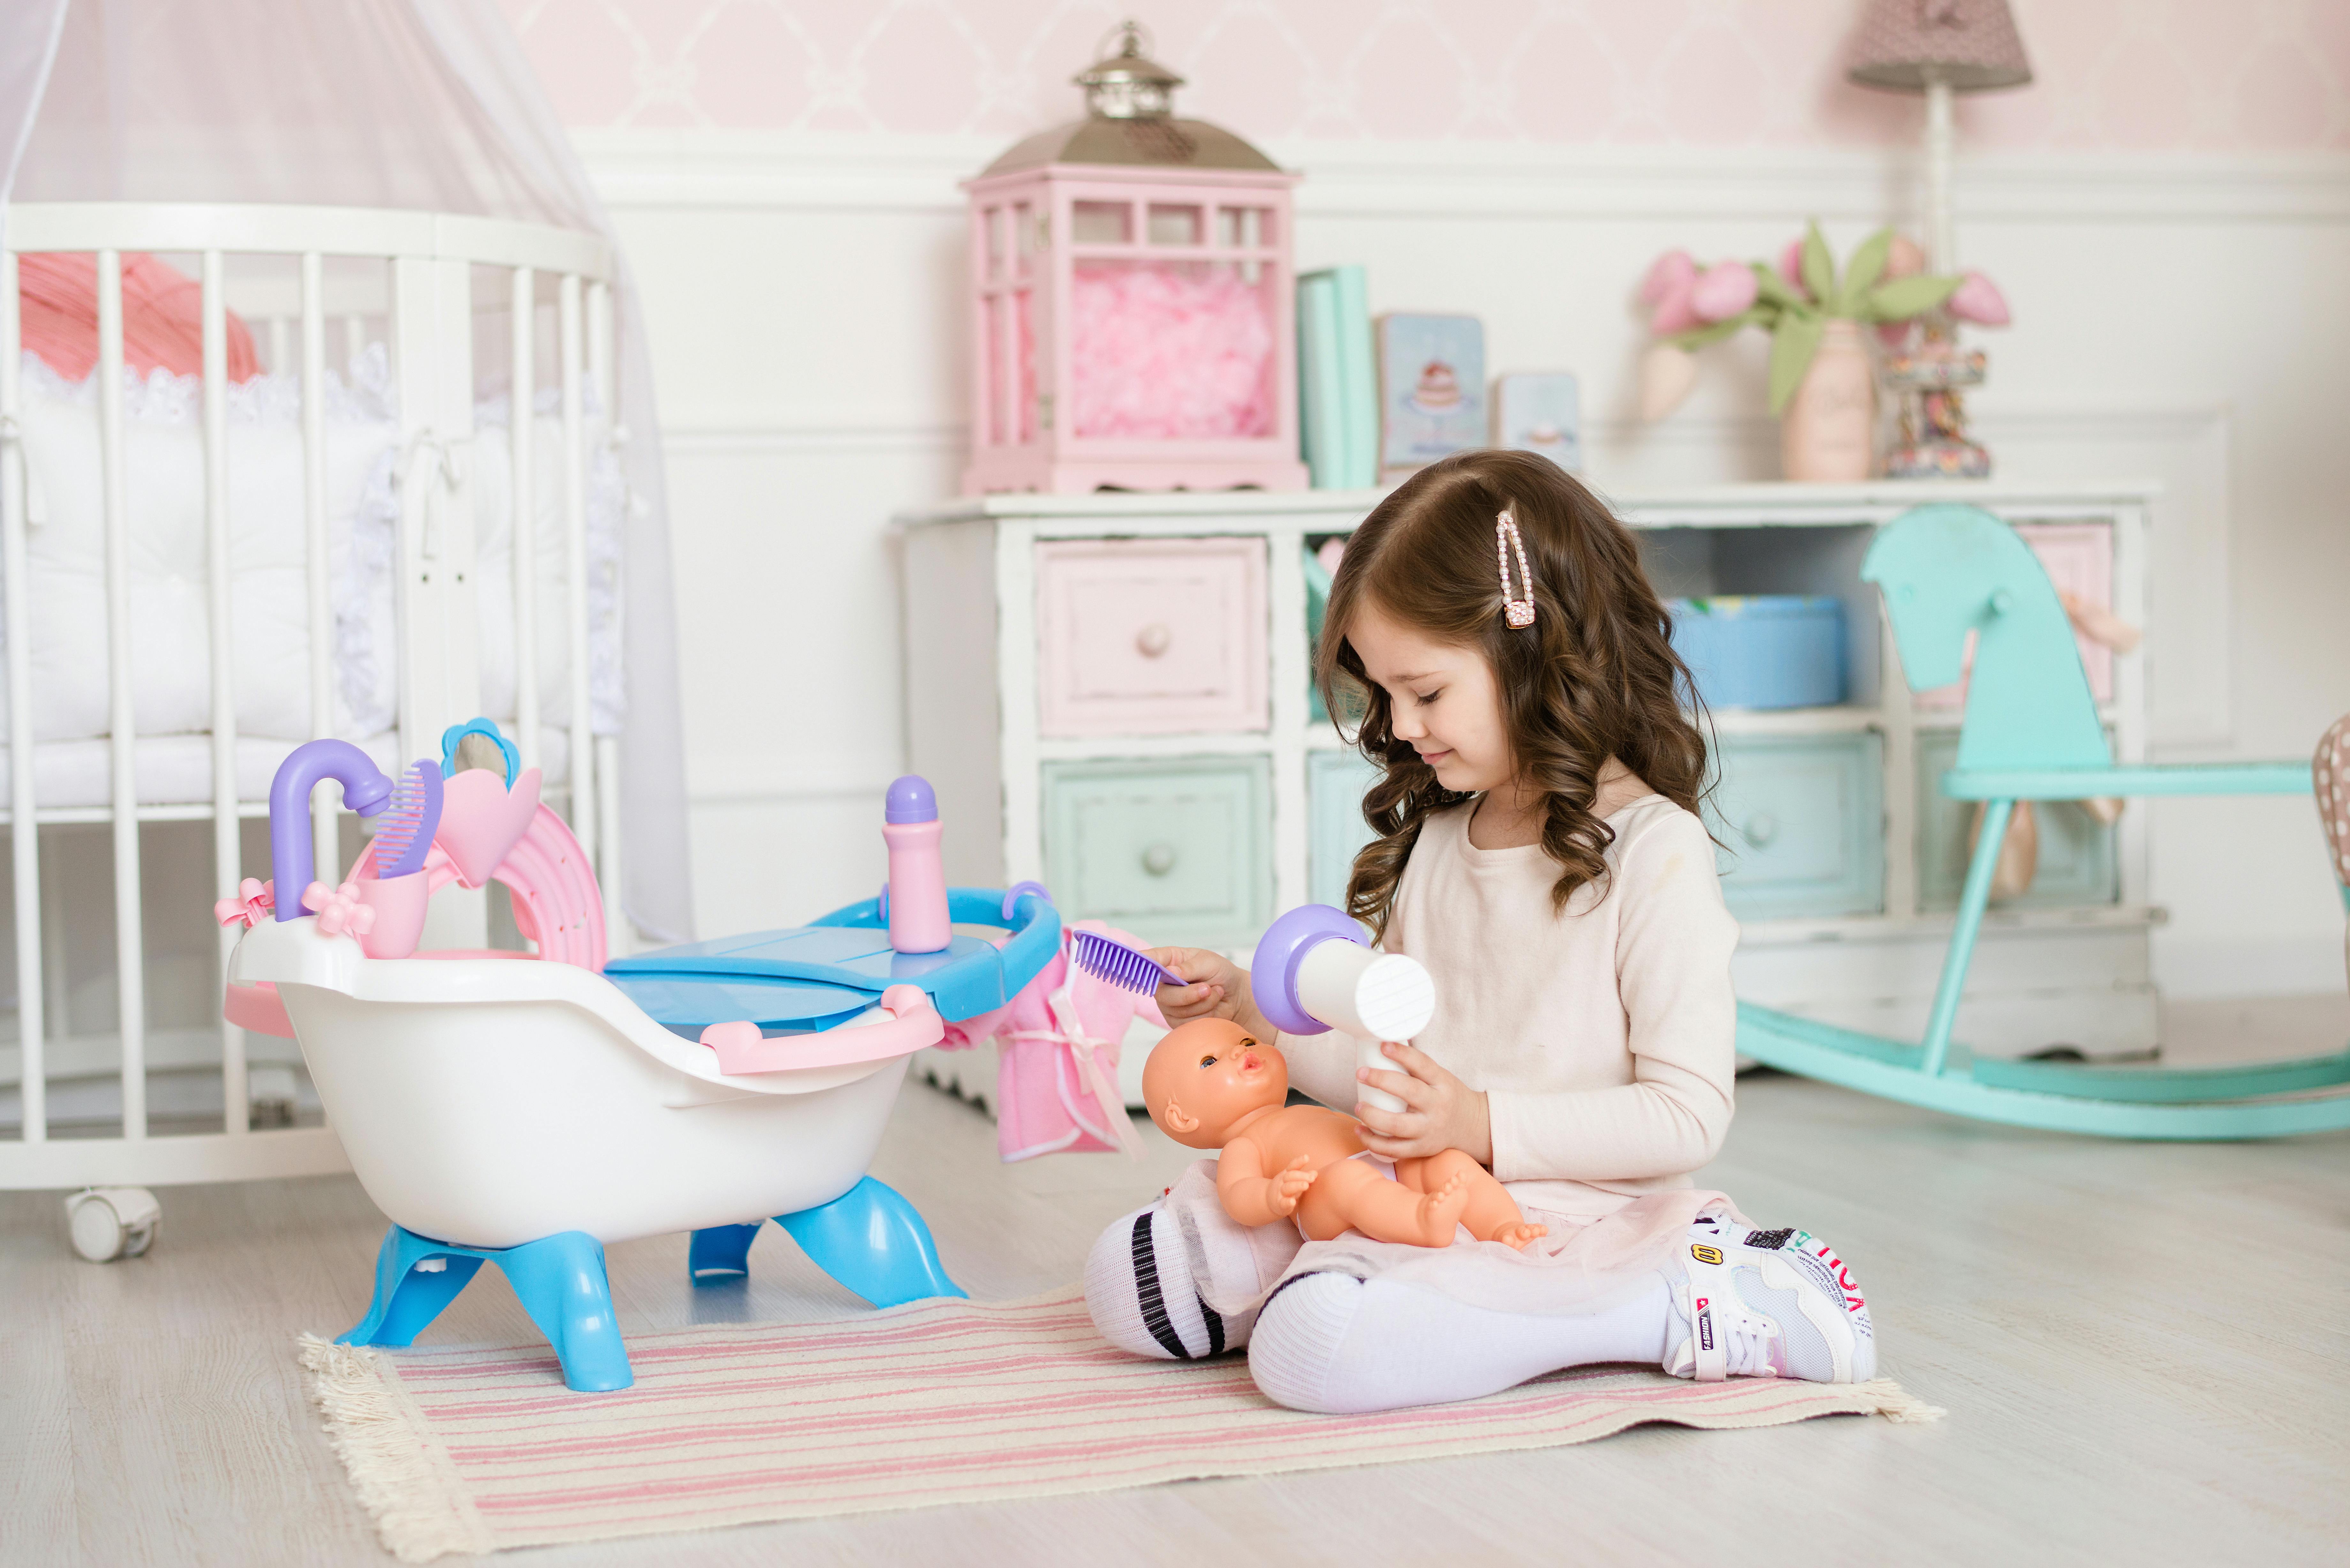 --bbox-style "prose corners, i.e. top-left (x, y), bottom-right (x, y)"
top-left (1494, 371), bottom-right (1582, 472)
top-left (1376, 312), bottom-right (1485, 474)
